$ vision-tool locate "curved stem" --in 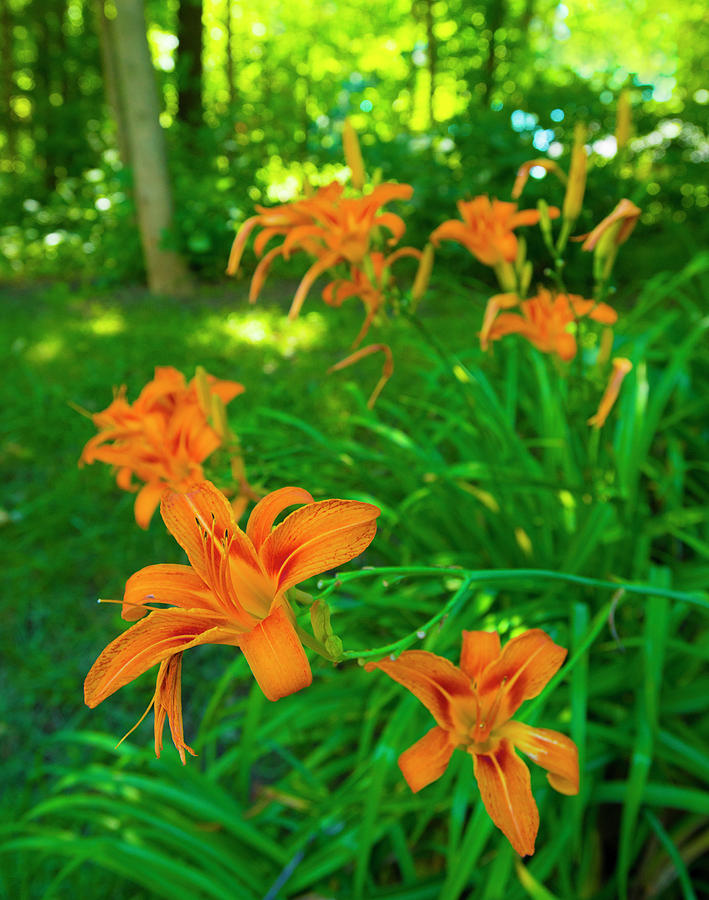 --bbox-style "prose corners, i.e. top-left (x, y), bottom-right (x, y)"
top-left (313, 565), bottom-right (708, 662)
